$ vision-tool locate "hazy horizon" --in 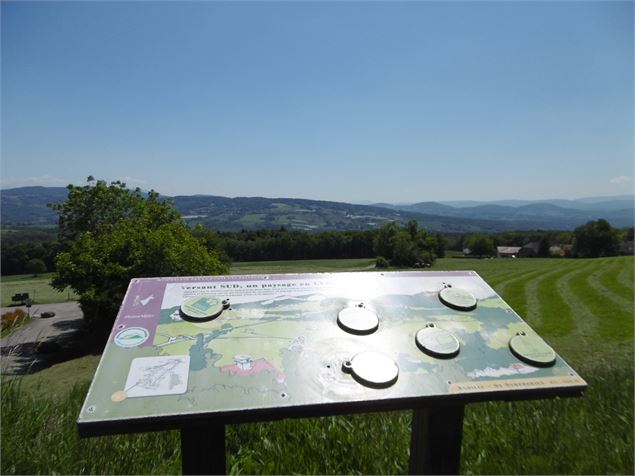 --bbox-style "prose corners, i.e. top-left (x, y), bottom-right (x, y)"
top-left (1, 182), bottom-right (632, 207)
